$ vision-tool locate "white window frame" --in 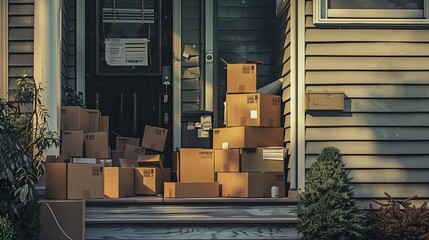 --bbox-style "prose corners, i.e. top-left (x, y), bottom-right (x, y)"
top-left (314, 0), bottom-right (429, 26)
